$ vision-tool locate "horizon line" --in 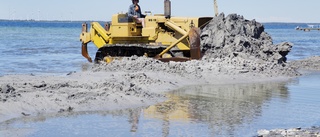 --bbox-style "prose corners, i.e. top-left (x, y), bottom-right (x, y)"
top-left (0, 18), bottom-right (319, 24)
